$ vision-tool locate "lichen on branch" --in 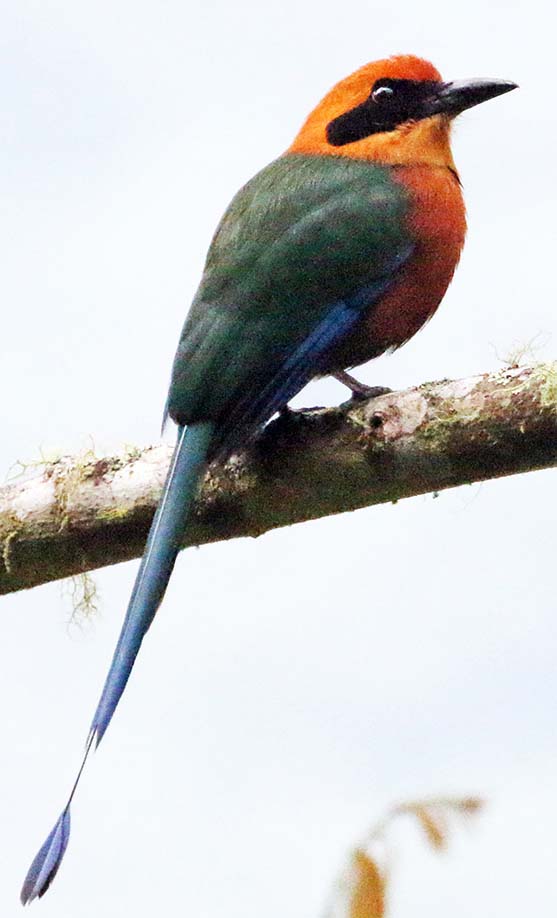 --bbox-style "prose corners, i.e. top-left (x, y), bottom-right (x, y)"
top-left (1, 362), bottom-right (557, 596)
